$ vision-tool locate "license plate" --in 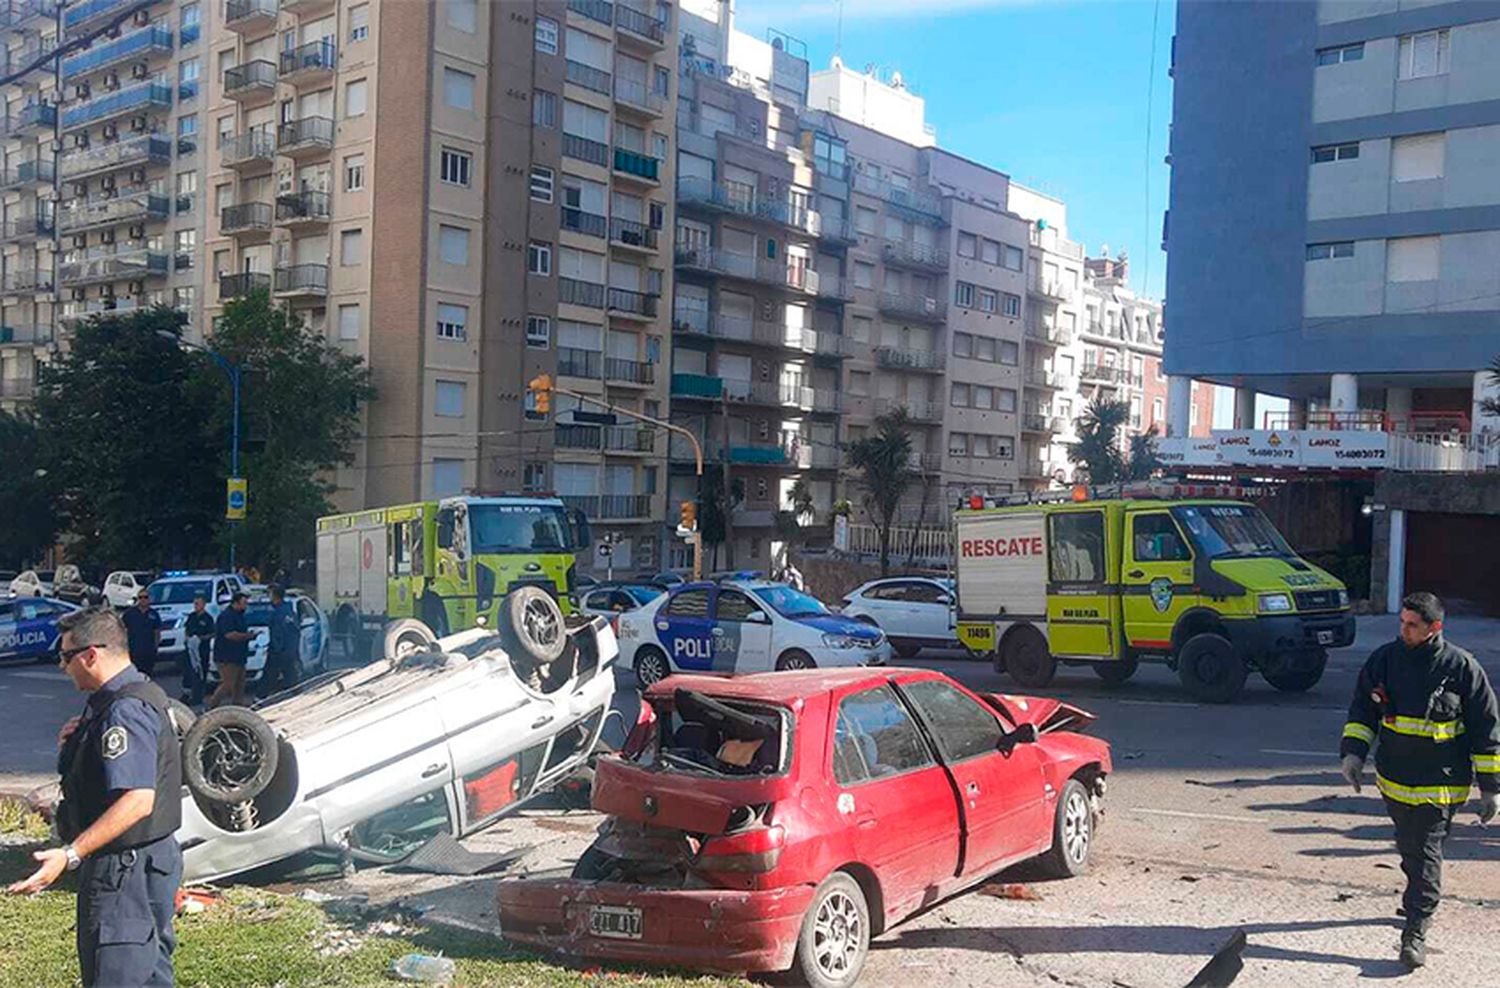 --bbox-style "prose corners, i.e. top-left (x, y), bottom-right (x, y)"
top-left (589, 905), bottom-right (642, 940)
top-left (1317, 630), bottom-right (1334, 645)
